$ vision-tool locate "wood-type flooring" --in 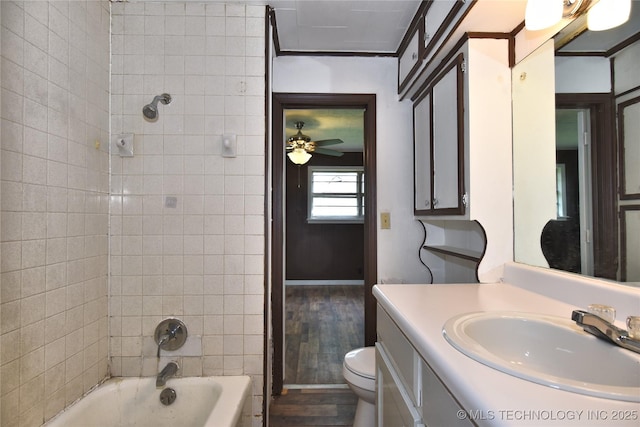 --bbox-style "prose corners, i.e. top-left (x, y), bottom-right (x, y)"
top-left (284, 285), bottom-right (365, 385)
top-left (269, 388), bottom-right (358, 427)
